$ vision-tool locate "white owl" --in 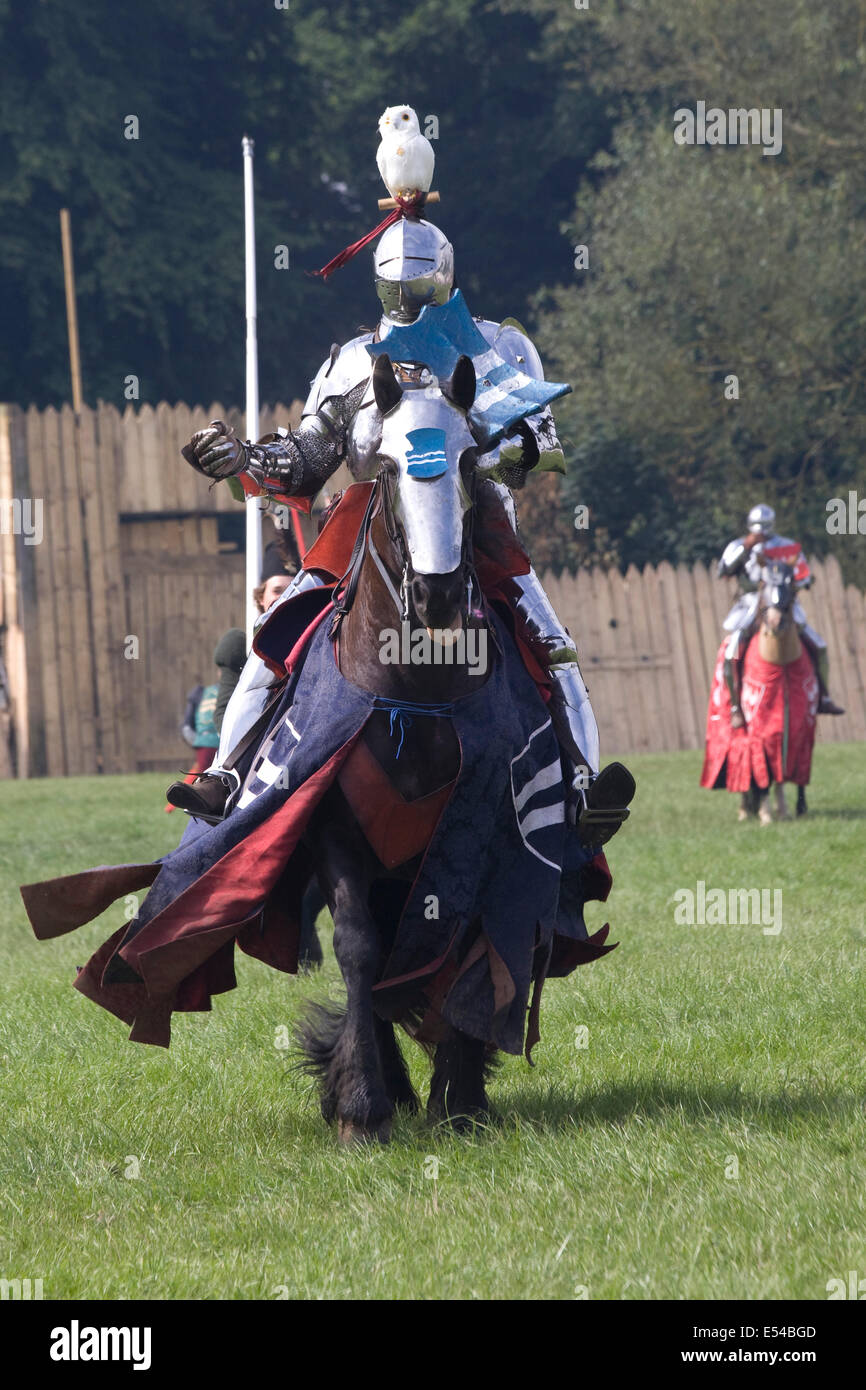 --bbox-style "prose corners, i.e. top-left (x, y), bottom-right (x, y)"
top-left (376, 105), bottom-right (435, 199)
